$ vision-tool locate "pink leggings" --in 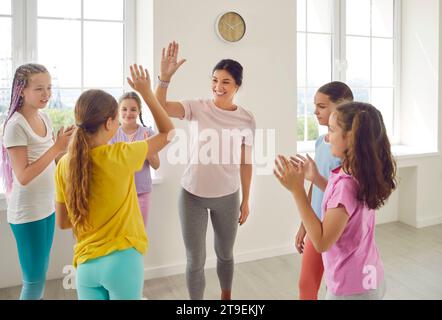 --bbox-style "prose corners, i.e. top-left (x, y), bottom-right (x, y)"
top-left (137, 192), bottom-right (151, 227)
